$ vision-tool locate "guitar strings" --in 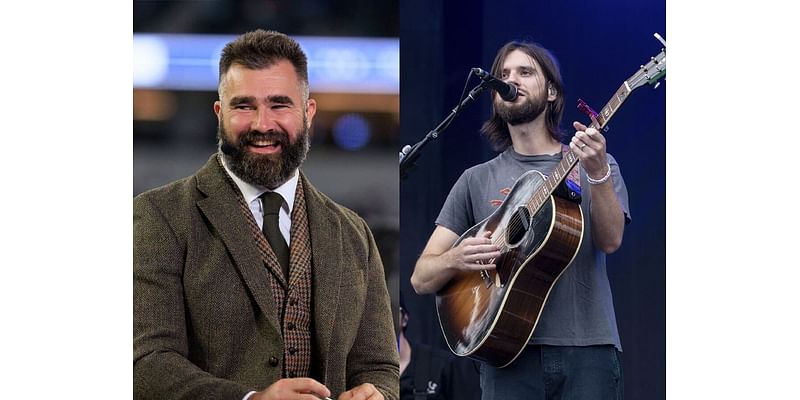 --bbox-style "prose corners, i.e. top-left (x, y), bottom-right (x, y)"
top-left (482, 147), bottom-right (582, 283)
top-left (488, 152), bottom-right (576, 246)
top-left (486, 156), bottom-right (573, 253)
